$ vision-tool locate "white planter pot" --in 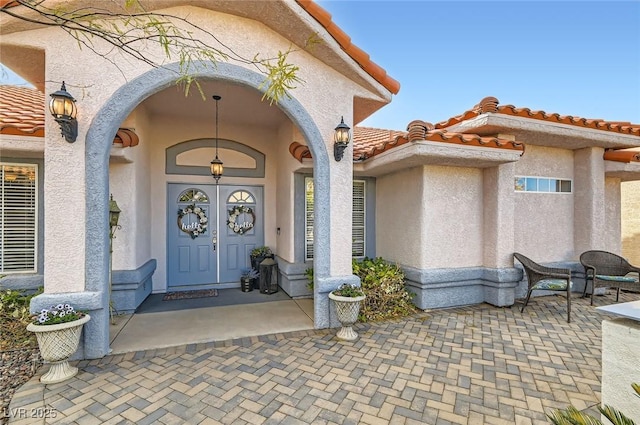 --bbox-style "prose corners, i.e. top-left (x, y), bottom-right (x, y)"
top-left (27, 314), bottom-right (90, 384)
top-left (328, 292), bottom-right (365, 341)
